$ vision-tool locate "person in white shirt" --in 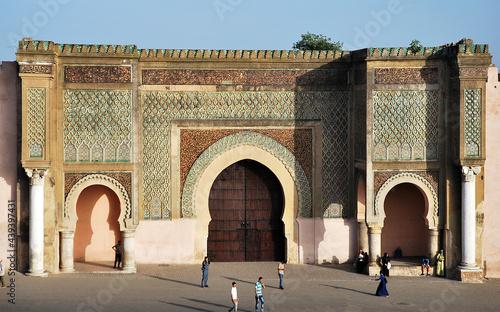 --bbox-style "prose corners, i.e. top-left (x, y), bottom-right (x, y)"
top-left (228, 282), bottom-right (238, 312)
